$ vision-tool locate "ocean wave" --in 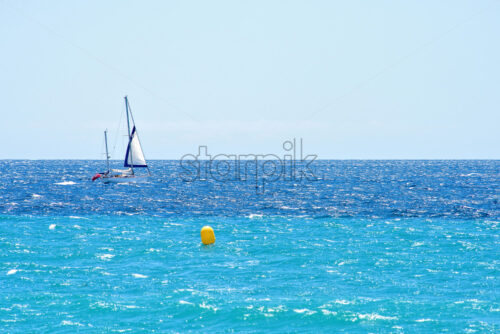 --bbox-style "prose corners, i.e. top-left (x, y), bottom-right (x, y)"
top-left (54, 181), bottom-right (76, 185)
